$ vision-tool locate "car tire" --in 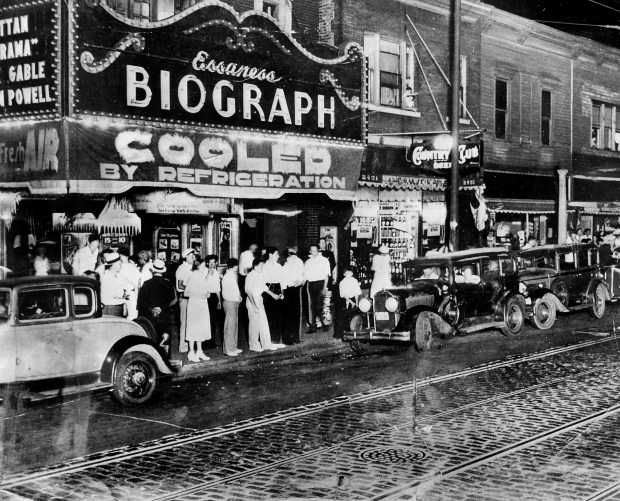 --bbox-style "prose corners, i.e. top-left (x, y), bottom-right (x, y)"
top-left (440, 298), bottom-right (460, 327)
top-left (501, 296), bottom-right (525, 337)
top-left (133, 316), bottom-right (157, 342)
top-left (112, 352), bottom-right (158, 406)
top-left (531, 294), bottom-right (556, 330)
top-left (588, 283), bottom-right (606, 319)
top-left (350, 339), bottom-right (370, 355)
top-left (414, 312), bottom-right (433, 352)
top-left (551, 280), bottom-right (569, 308)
